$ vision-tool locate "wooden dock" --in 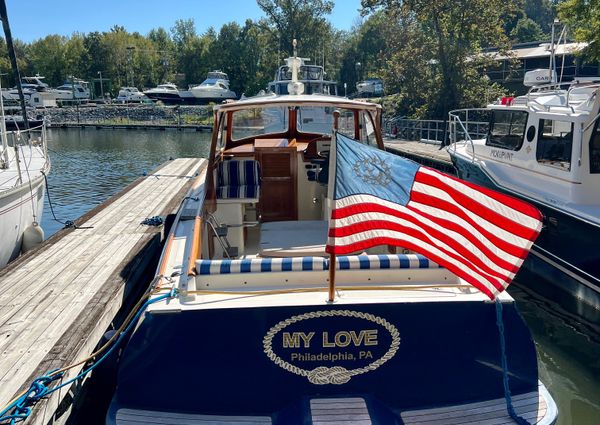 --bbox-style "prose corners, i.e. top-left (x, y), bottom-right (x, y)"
top-left (384, 138), bottom-right (455, 174)
top-left (0, 157), bottom-right (207, 425)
